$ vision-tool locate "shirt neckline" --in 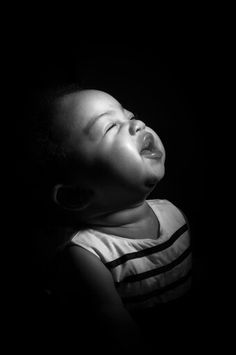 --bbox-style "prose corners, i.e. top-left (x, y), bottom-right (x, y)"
top-left (87, 200), bottom-right (164, 242)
